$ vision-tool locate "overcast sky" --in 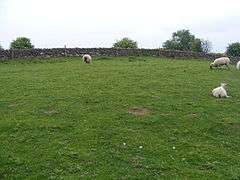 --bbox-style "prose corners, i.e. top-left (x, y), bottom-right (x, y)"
top-left (1, 0), bottom-right (240, 52)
